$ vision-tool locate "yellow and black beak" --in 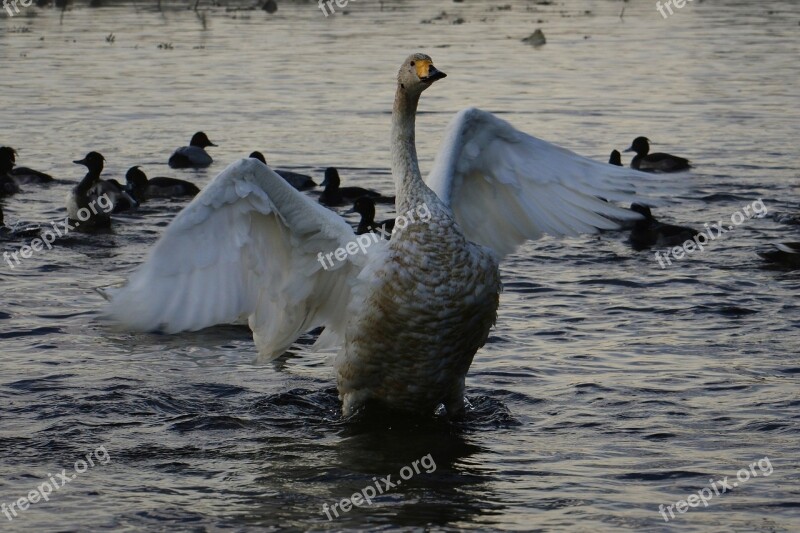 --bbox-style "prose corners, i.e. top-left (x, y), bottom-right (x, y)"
top-left (416, 60), bottom-right (447, 83)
